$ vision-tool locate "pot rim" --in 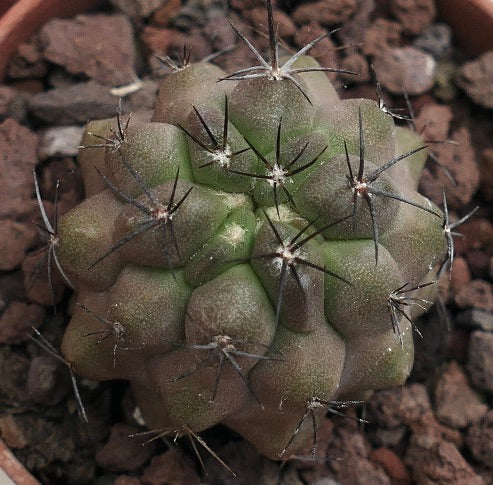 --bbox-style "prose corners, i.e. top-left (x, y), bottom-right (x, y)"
top-left (0, 0), bottom-right (102, 80)
top-left (0, 438), bottom-right (41, 485)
